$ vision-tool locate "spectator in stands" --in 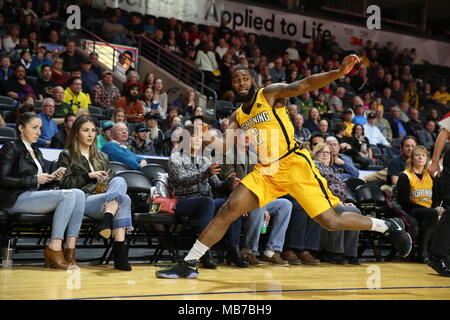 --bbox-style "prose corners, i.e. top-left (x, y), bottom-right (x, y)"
top-left (58, 116), bottom-right (133, 270)
top-left (152, 78), bottom-right (168, 116)
top-left (303, 107), bottom-right (321, 134)
top-left (163, 115), bottom-right (182, 139)
top-left (49, 113), bottom-right (76, 149)
top-left (152, 29), bottom-right (165, 47)
top-left (63, 77), bottom-right (91, 114)
top-left (292, 114), bottom-right (311, 144)
top-left (398, 101), bottom-right (411, 123)
top-left (50, 57), bottom-right (68, 86)
top-left (168, 125), bottom-right (242, 269)
top-left (311, 142), bottom-right (362, 265)
top-left (129, 123), bottom-right (157, 156)
top-left (144, 113), bottom-right (165, 155)
top-left (97, 120), bottom-right (114, 150)
top-left (418, 120), bottom-right (437, 152)
top-left (141, 86), bottom-right (164, 118)
top-left (0, 112), bottom-right (85, 270)
top-left (111, 108), bottom-right (126, 124)
top-left (329, 87), bottom-right (345, 114)
top-left (80, 58), bottom-right (98, 94)
top-left (165, 30), bottom-right (182, 55)
top-left (350, 124), bottom-right (373, 169)
top-left (2, 24), bottom-right (20, 53)
top-left (37, 97), bottom-right (58, 147)
top-left (405, 108), bottom-right (423, 138)
top-left (195, 40), bottom-right (218, 84)
top-left (143, 16), bottom-right (157, 36)
top-left (0, 55), bottom-right (13, 81)
top-left (387, 135), bottom-right (417, 185)
top-left (434, 84), bottom-right (450, 106)
top-left (326, 136), bottom-right (359, 181)
top-left (364, 112), bottom-right (391, 147)
top-left (351, 65), bottom-right (371, 94)
top-left (341, 109), bottom-right (354, 136)
top-left (116, 83), bottom-right (145, 123)
top-left (379, 87), bottom-right (398, 111)
top-left (298, 92), bottom-right (314, 118)
top-left (127, 12), bottom-right (145, 45)
top-left (397, 145), bottom-right (440, 263)
top-left (374, 105), bottom-right (393, 143)
top-left (87, 52), bottom-right (102, 79)
top-left (36, 65), bottom-right (56, 100)
top-left (0, 14), bottom-right (7, 38)
top-left (28, 43), bottom-right (52, 77)
top-left (43, 30), bottom-right (66, 57)
top-left (352, 104), bottom-right (367, 126)
top-left (5, 94), bottom-right (35, 123)
top-left (101, 122), bottom-right (148, 170)
top-left (91, 71), bottom-right (121, 110)
top-left (102, 14), bottom-right (132, 46)
top-left (215, 38), bottom-right (229, 61)
top-left (269, 57), bottom-right (286, 83)
top-left (59, 41), bottom-right (82, 73)
top-left (316, 119), bottom-right (331, 136)
top-left (52, 86), bottom-right (73, 125)
top-left (18, 49), bottom-right (32, 74)
top-left (403, 81), bottom-right (420, 109)
top-left (122, 70), bottom-right (140, 95)
top-left (389, 106), bottom-right (408, 139)
top-left (140, 72), bottom-right (155, 93)
top-left (3, 64), bottom-right (38, 100)
top-left (172, 89), bottom-right (196, 117)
